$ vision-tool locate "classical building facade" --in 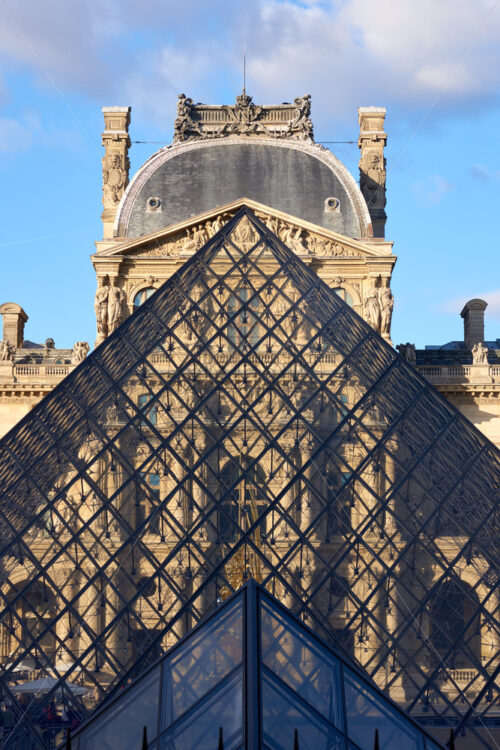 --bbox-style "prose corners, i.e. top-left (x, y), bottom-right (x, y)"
top-left (0, 94), bottom-right (499, 750)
